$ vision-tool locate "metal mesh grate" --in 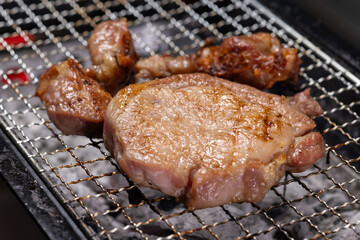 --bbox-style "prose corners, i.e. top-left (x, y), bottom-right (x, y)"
top-left (1, 0), bottom-right (360, 239)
